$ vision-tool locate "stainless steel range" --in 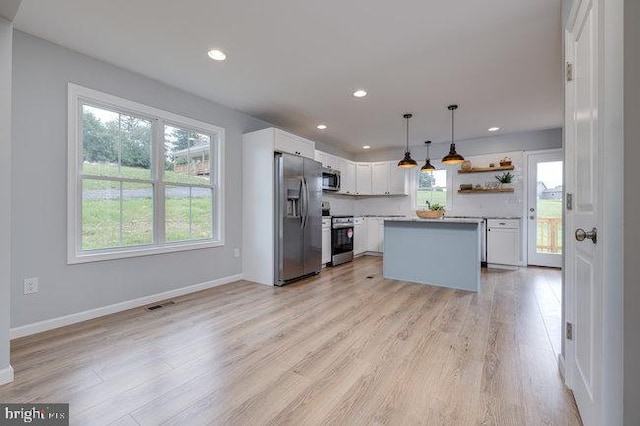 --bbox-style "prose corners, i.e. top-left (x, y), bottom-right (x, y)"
top-left (329, 215), bottom-right (354, 266)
